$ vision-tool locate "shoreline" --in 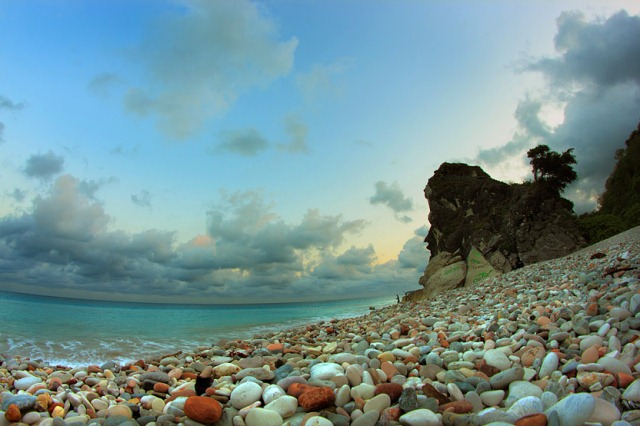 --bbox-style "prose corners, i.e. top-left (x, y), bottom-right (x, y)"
top-left (1, 228), bottom-right (639, 425)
